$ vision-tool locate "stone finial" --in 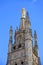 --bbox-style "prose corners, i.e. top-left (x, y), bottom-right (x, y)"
top-left (10, 26), bottom-right (13, 37)
top-left (22, 8), bottom-right (26, 18)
